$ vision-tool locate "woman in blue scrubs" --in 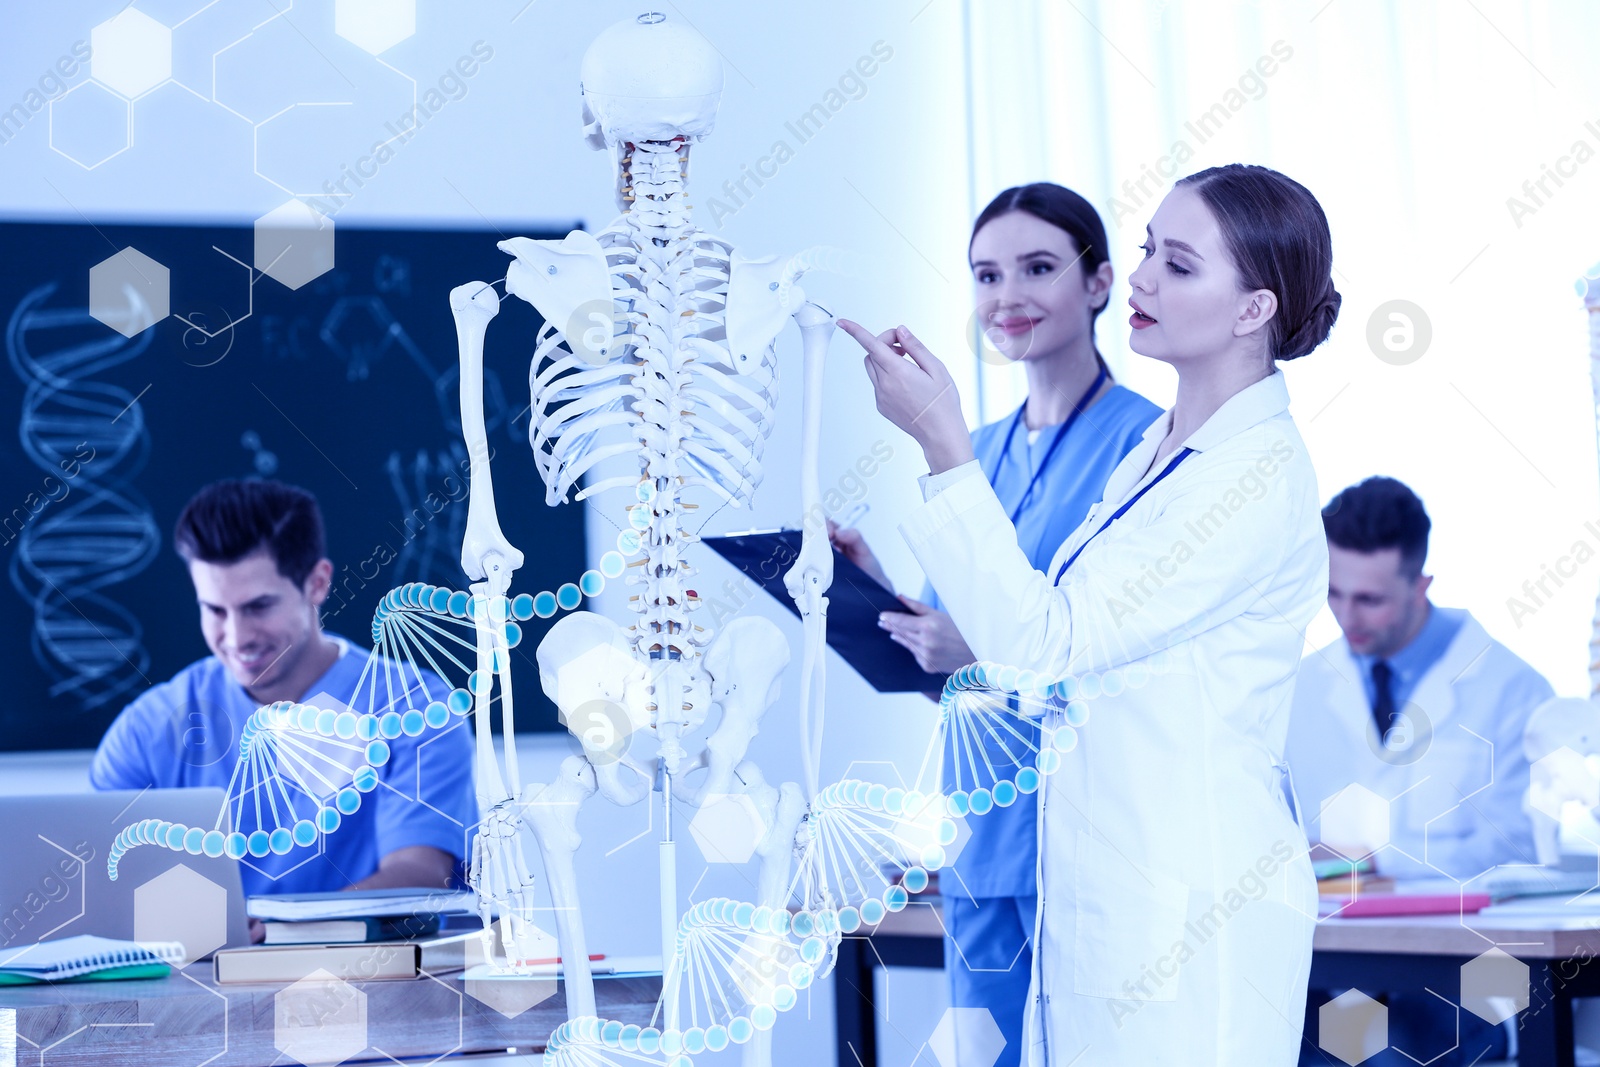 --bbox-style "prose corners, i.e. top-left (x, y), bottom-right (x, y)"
top-left (834, 182), bottom-right (1160, 1066)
